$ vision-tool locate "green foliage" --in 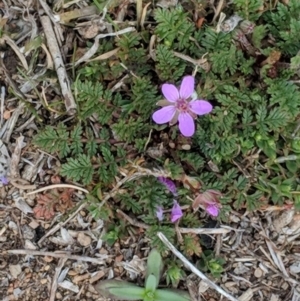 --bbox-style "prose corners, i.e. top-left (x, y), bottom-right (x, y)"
top-left (146, 249), bottom-right (163, 288)
top-left (102, 227), bottom-right (122, 246)
top-left (265, 78), bottom-right (300, 115)
top-left (33, 123), bottom-right (70, 158)
top-left (179, 152), bottom-right (204, 172)
top-left (155, 45), bottom-right (186, 81)
top-left (112, 117), bottom-right (148, 143)
top-left (147, 226), bottom-right (175, 253)
top-left (33, 0), bottom-right (300, 277)
top-left (232, 0), bottom-right (263, 21)
top-left (265, 0), bottom-right (300, 55)
top-left (197, 250), bottom-right (225, 278)
top-left (200, 28), bottom-right (232, 52)
top-left (154, 7), bottom-right (194, 50)
top-left (165, 261), bottom-right (186, 288)
top-left (116, 32), bottom-right (151, 76)
top-left (252, 25), bottom-right (267, 48)
top-left (60, 154), bottom-right (93, 185)
top-left (181, 234), bottom-right (202, 257)
top-left (121, 77), bottom-right (159, 118)
top-left (95, 249), bottom-right (191, 301)
top-left (74, 79), bottom-right (113, 123)
top-left (211, 44), bottom-right (239, 76)
top-left (35, 123), bottom-right (126, 185)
